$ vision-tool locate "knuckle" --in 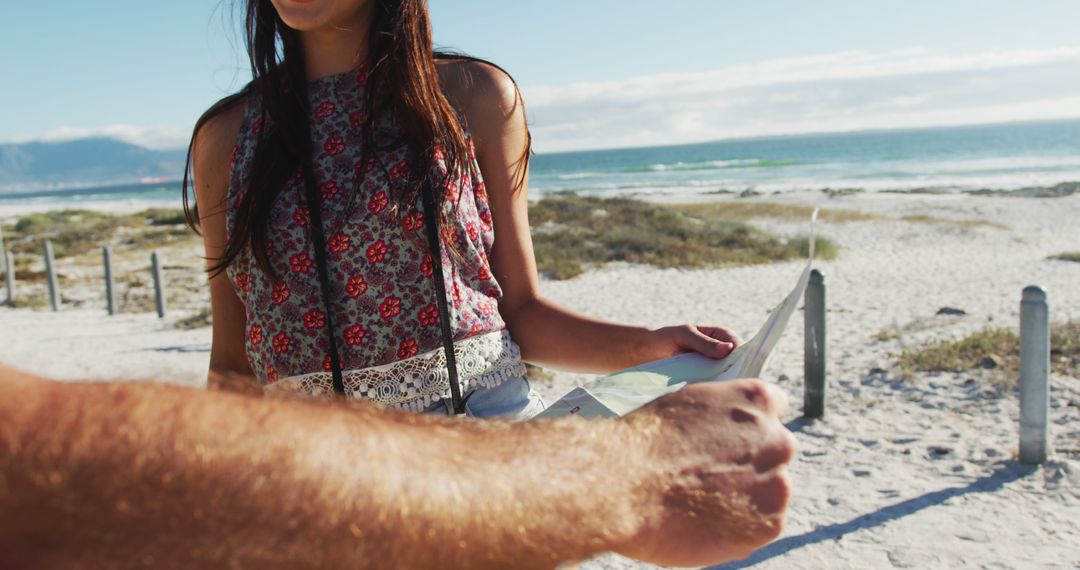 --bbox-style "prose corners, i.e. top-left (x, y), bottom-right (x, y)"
top-left (739, 379), bottom-right (771, 408)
